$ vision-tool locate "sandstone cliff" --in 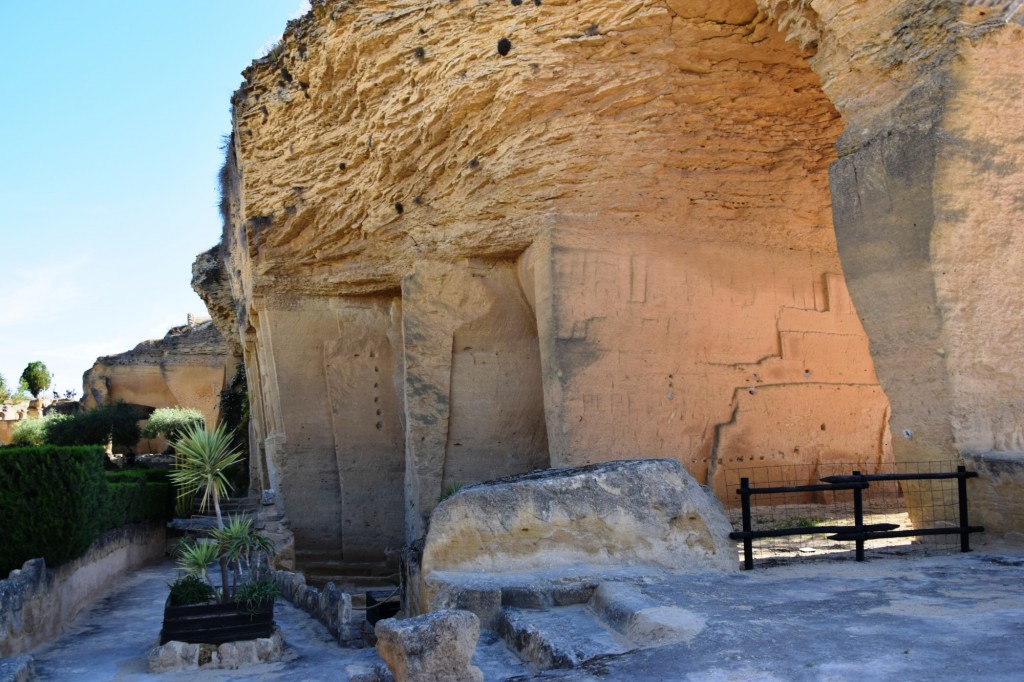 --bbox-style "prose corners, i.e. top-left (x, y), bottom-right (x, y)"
top-left (194, 0), bottom-right (1024, 556)
top-left (81, 320), bottom-right (238, 451)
